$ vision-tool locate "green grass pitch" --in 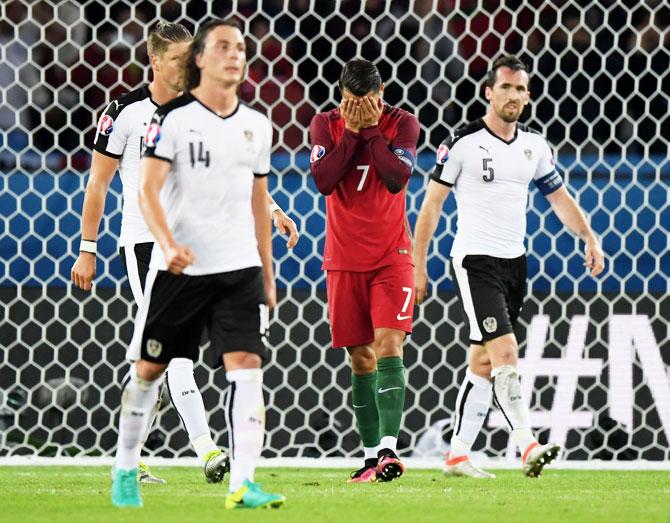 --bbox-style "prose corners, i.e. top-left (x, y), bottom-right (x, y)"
top-left (1, 467), bottom-right (668, 522)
